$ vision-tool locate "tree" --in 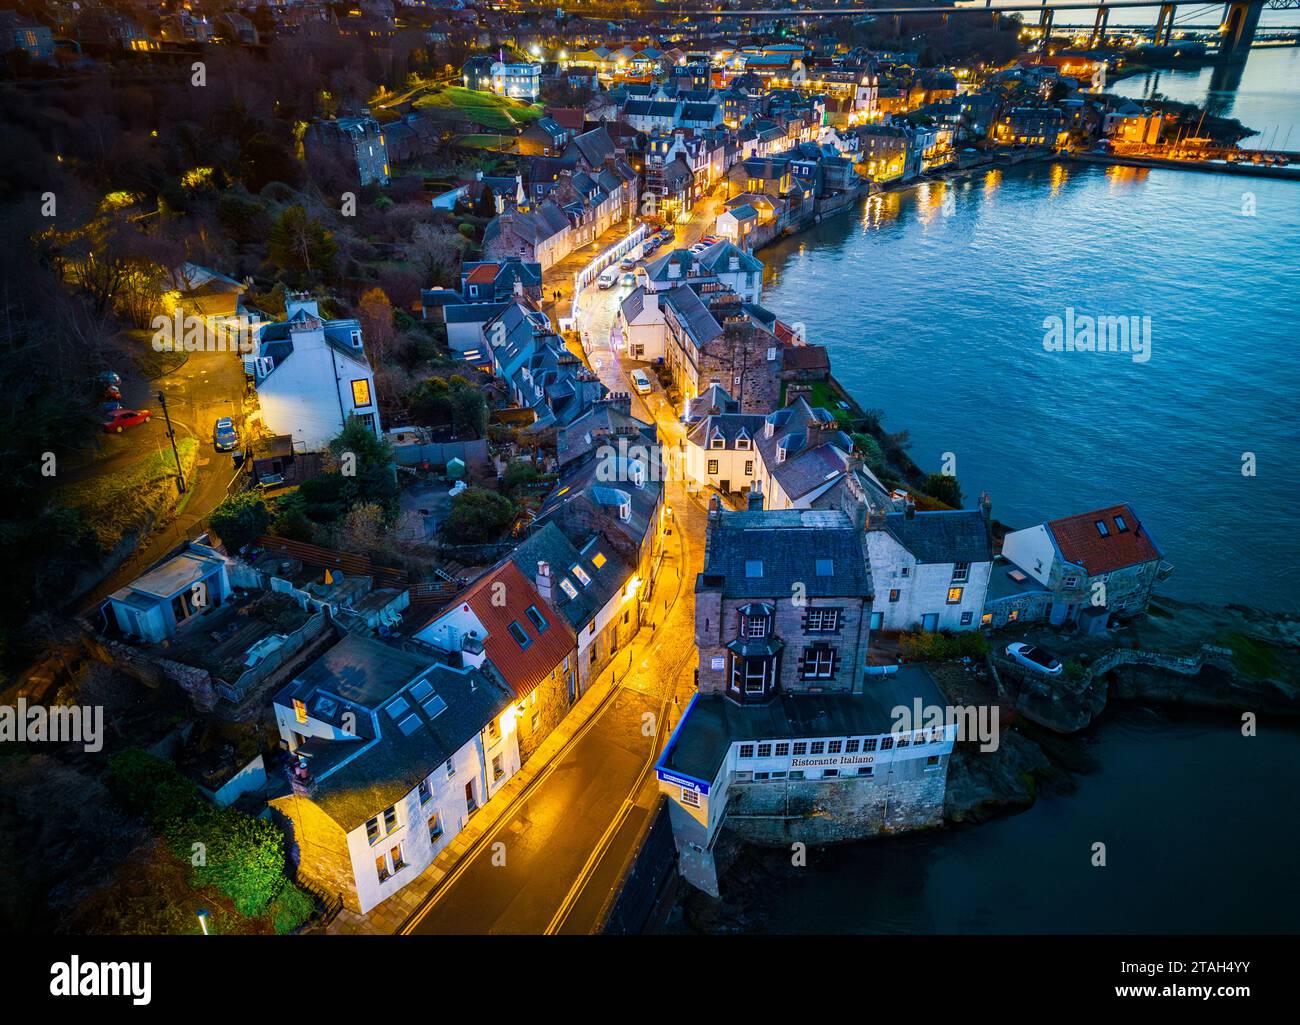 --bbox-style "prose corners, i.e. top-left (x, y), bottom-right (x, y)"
top-left (211, 492), bottom-right (271, 552)
top-left (922, 472), bottom-right (964, 509)
top-left (357, 287), bottom-right (396, 364)
top-left (409, 375), bottom-right (488, 439)
top-left (328, 418), bottom-right (399, 517)
top-left (267, 204), bottom-right (336, 278)
top-left (474, 185), bottom-right (496, 218)
top-left (443, 487), bottom-right (516, 544)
